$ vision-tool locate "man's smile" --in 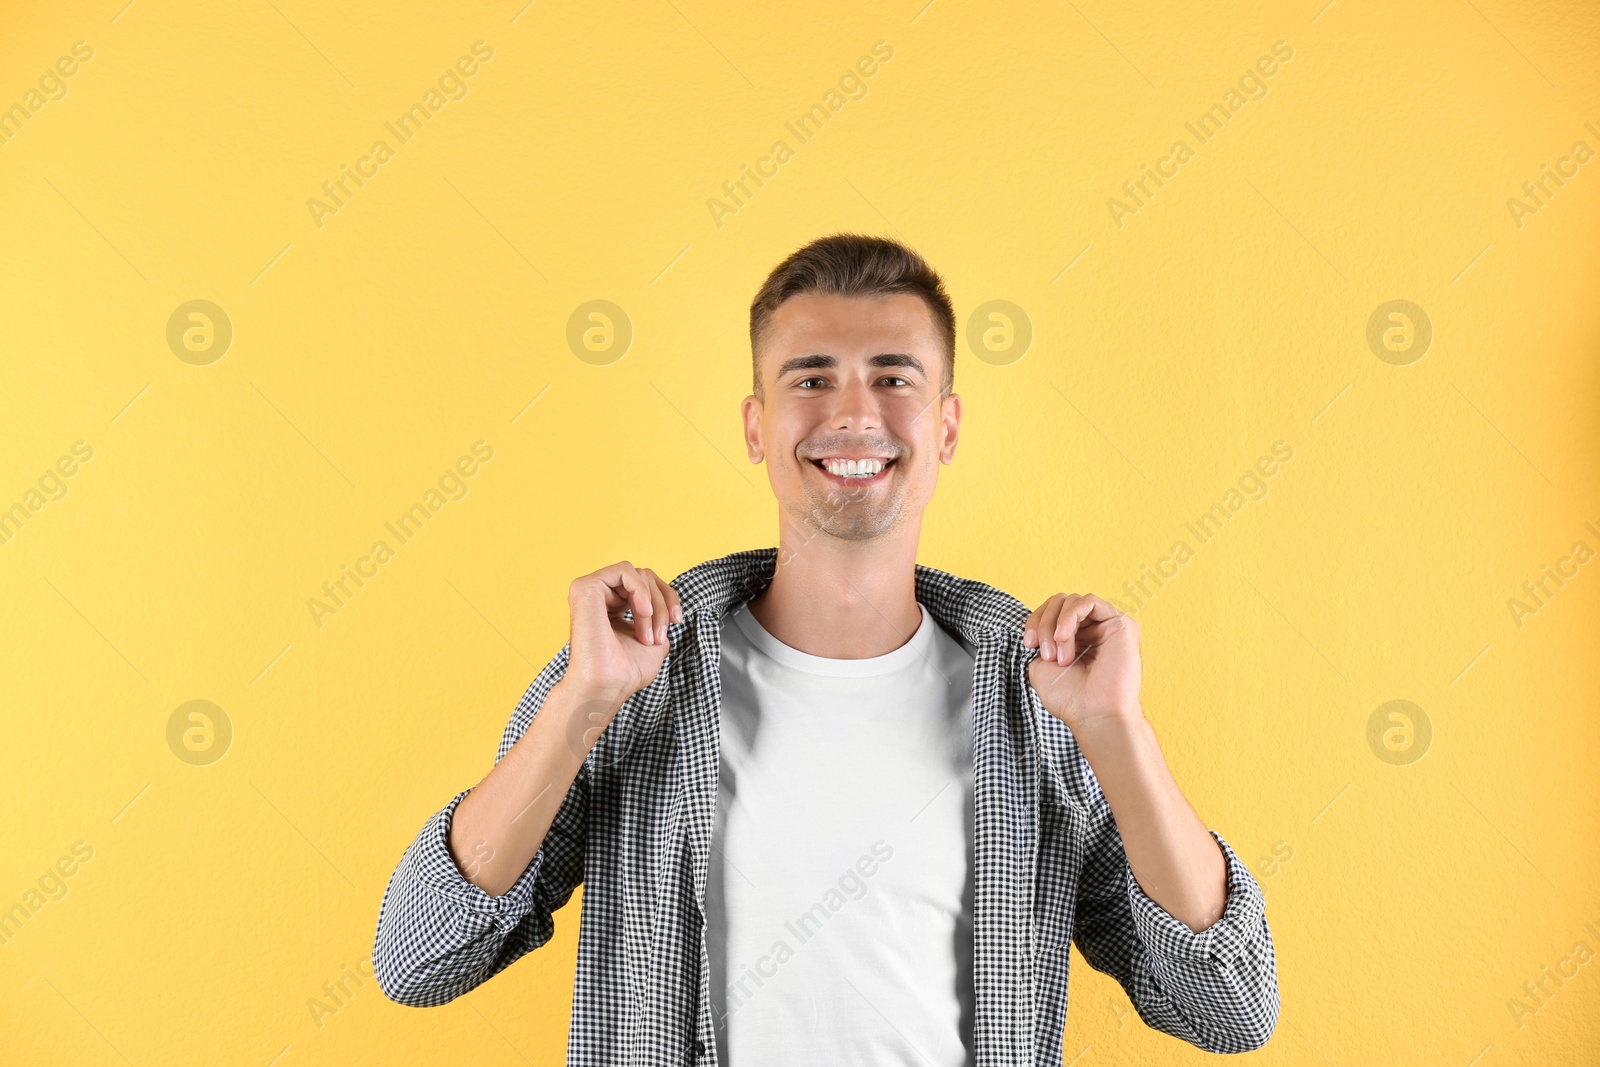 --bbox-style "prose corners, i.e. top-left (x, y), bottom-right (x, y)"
top-left (808, 455), bottom-right (897, 486)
